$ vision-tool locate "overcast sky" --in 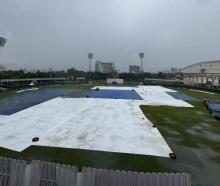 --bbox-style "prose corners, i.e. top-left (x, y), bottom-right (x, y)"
top-left (0, 0), bottom-right (220, 72)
